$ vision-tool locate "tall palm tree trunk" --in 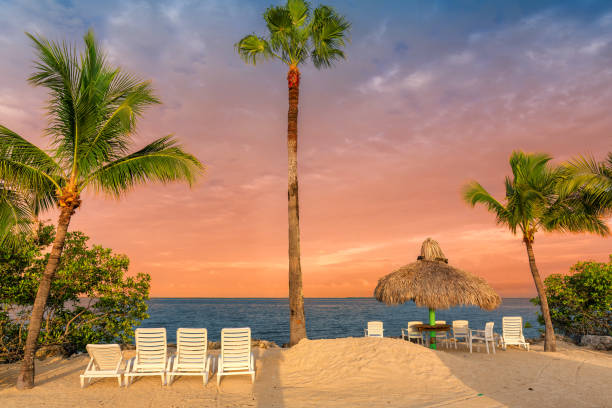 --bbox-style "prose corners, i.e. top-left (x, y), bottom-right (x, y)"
top-left (287, 66), bottom-right (307, 346)
top-left (16, 206), bottom-right (74, 389)
top-left (523, 238), bottom-right (556, 352)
